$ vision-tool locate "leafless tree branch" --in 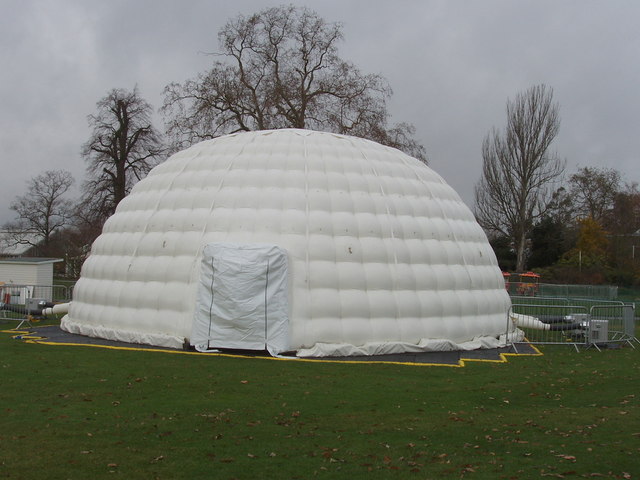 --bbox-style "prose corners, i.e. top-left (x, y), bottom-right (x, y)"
top-left (81, 87), bottom-right (164, 225)
top-left (474, 84), bottom-right (565, 271)
top-left (161, 5), bottom-right (426, 162)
